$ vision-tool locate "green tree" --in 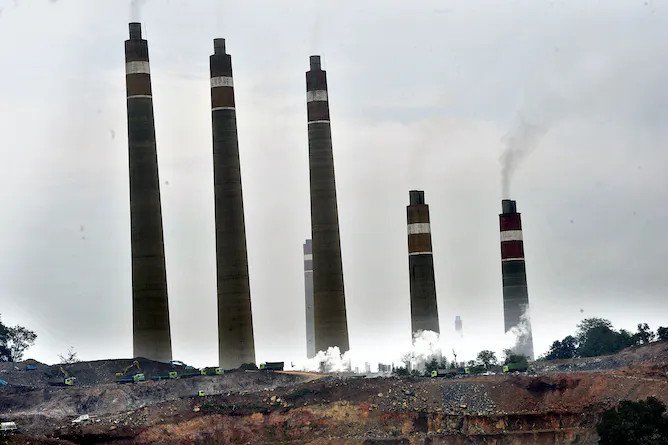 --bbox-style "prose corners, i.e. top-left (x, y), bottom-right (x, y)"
top-left (545, 335), bottom-right (578, 360)
top-left (634, 323), bottom-right (655, 345)
top-left (0, 320), bottom-right (11, 362)
top-left (576, 319), bottom-right (634, 358)
top-left (503, 351), bottom-right (529, 366)
top-left (576, 318), bottom-right (613, 343)
top-left (597, 397), bottom-right (668, 444)
top-left (657, 327), bottom-right (668, 341)
top-left (0, 315), bottom-right (37, 362)
top-left (393, 366), bottom-right (409, 376)
top-left (476, 350), bottom-right (497, 368)
top-left (425, 357), bottom-right (439, 376)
